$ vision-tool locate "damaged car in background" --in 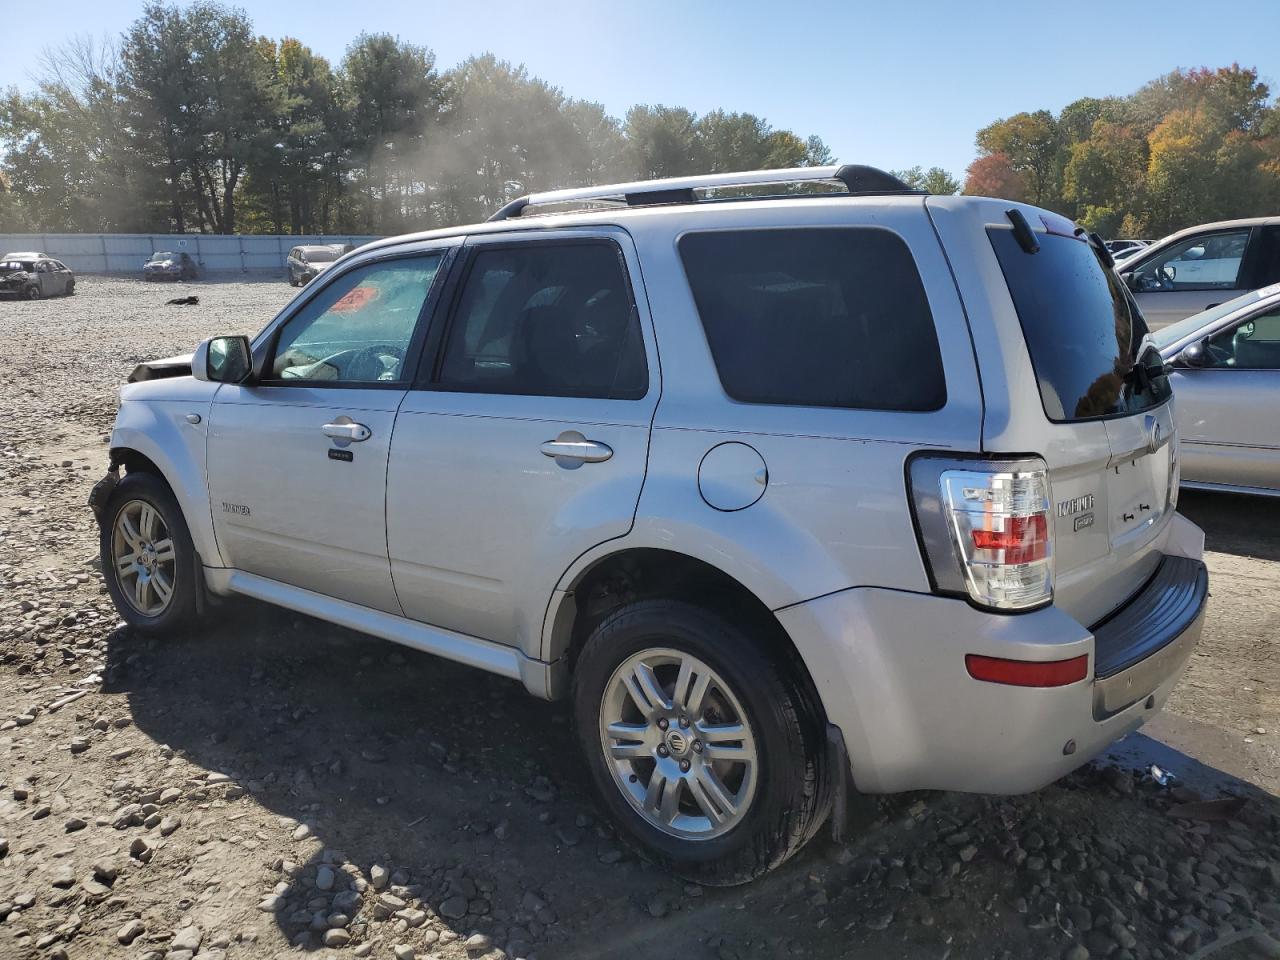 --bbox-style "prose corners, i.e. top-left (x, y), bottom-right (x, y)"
top-left (287, 244), bottom-right (348, 286)
top-left (143, 250), bottom-right (198, 281)
top-left (0, 253), bottom-right (76, 299)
